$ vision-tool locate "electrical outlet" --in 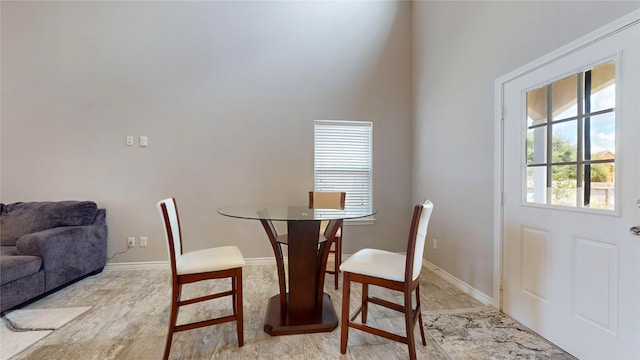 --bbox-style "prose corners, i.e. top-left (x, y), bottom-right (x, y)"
top-left (125, 136), bottom-right (134, 146)
top-left (128, 237), bottom-right (136, 247)
top-left (432, 238), bottom-right (438, 250)
top-left (140, 236), bottom-right (148, 247)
